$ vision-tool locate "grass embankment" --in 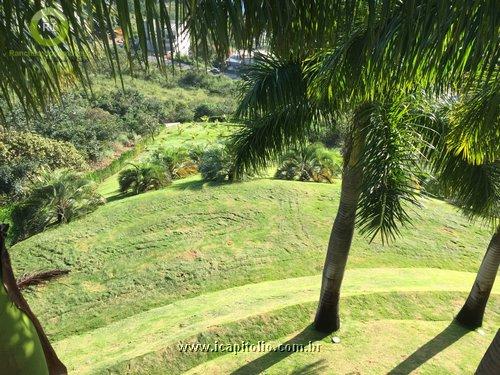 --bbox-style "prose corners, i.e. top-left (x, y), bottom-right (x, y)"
top-left (10, 123), bottom-right (498, 374)
top-left (97, 122), bottom-right (236, 198)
